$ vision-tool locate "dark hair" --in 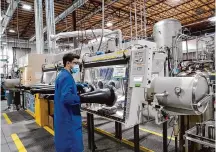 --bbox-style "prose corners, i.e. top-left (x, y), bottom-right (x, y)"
top-left (63, 53), bottom-right (80, 67)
